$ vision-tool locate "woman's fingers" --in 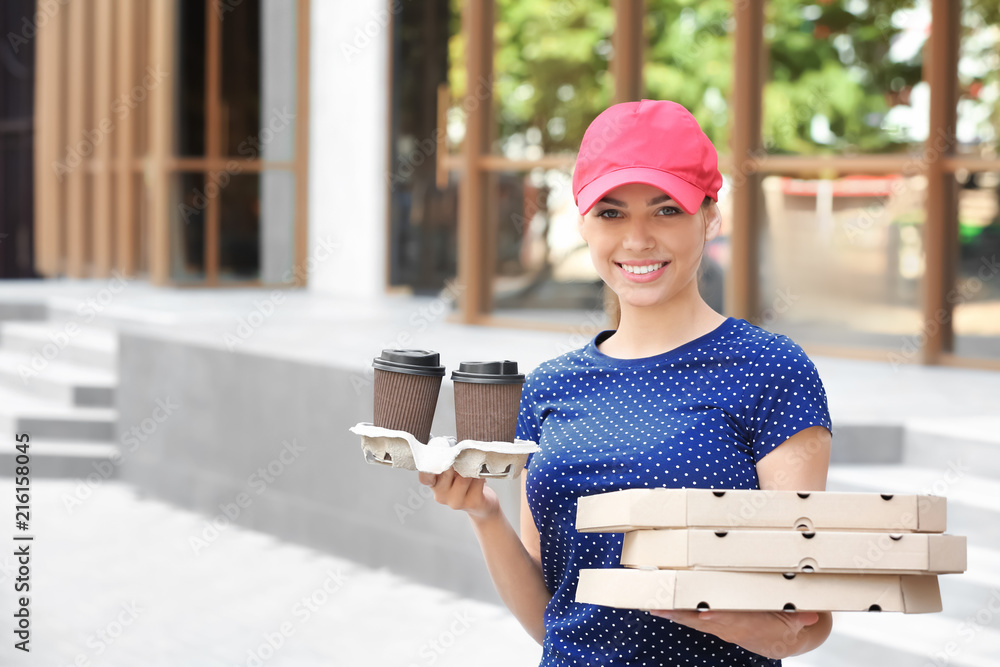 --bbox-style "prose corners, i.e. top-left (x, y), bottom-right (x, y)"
top-left (649, 608), bottom-right (822, 658)
top-left (435, 469), bottom-right (458, 497)
top-left (444, 472), bottom-right (475, 509)
top-left (775, 610), bottom-right (819, 630)
top-left (417, 468), bottom-right (488, 512)
top-left (414, 470), bottom-right (499, 520)
top-left (462, 478), bottom-right (488, 511)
